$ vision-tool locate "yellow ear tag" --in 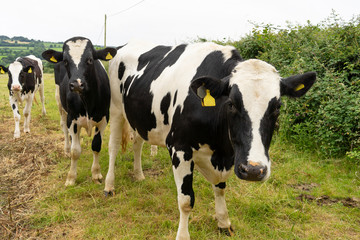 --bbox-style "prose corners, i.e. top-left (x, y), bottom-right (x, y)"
top-left (0, 67), bottom-right (4, 74)
top-left (202, 89), bottom-right (216, 107)
top-left (106, 52), bottom-right (113, 60)
top-left (295, 84), bottom-right (305, 91)
top-left (28, 67), bottom-right (32, 73)
top-left (50, 56), bottom-right (58, 63)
